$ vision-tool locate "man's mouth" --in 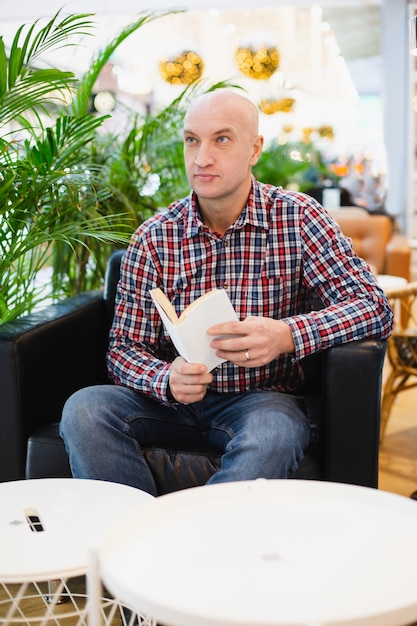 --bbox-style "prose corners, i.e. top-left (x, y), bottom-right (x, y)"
top-left (194, 172), bottom-right (217, 180)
